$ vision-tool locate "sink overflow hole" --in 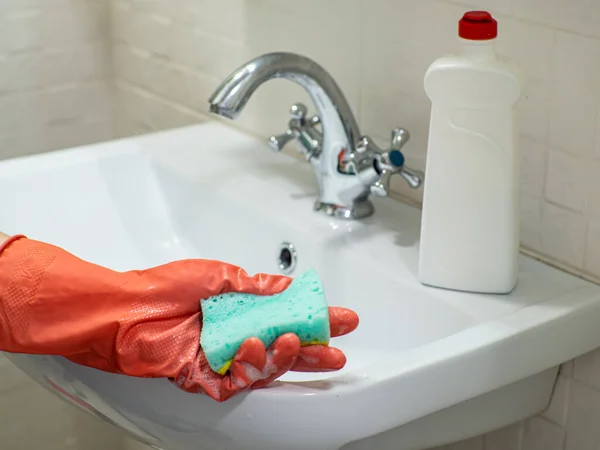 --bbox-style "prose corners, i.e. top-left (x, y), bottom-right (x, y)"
top-left (278, 242), bottom-right (297, 275)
